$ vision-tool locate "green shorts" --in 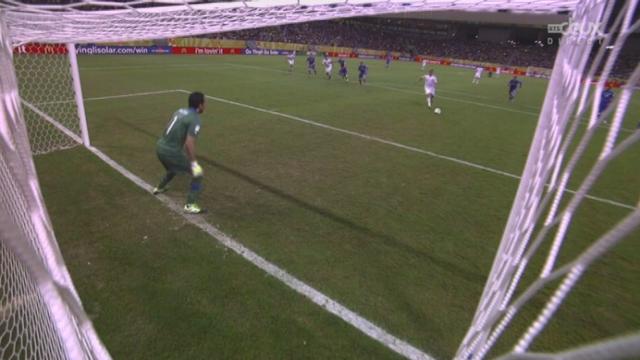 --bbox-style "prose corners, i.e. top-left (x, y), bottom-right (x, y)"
top-left (156, 146), bottom-right (190, 174)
